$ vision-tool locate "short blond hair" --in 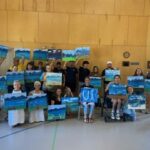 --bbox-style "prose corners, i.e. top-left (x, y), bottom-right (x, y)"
top-left (34, 81), bottom-right (41, 86)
